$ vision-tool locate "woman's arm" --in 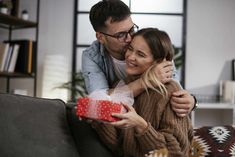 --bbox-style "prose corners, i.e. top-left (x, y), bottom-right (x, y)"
top-left (110, 84), bottom-right (192, 156)
top-left (110, 104), bottom-right (167, 154)
top-left (135, 84), bottom-right (192, 156)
